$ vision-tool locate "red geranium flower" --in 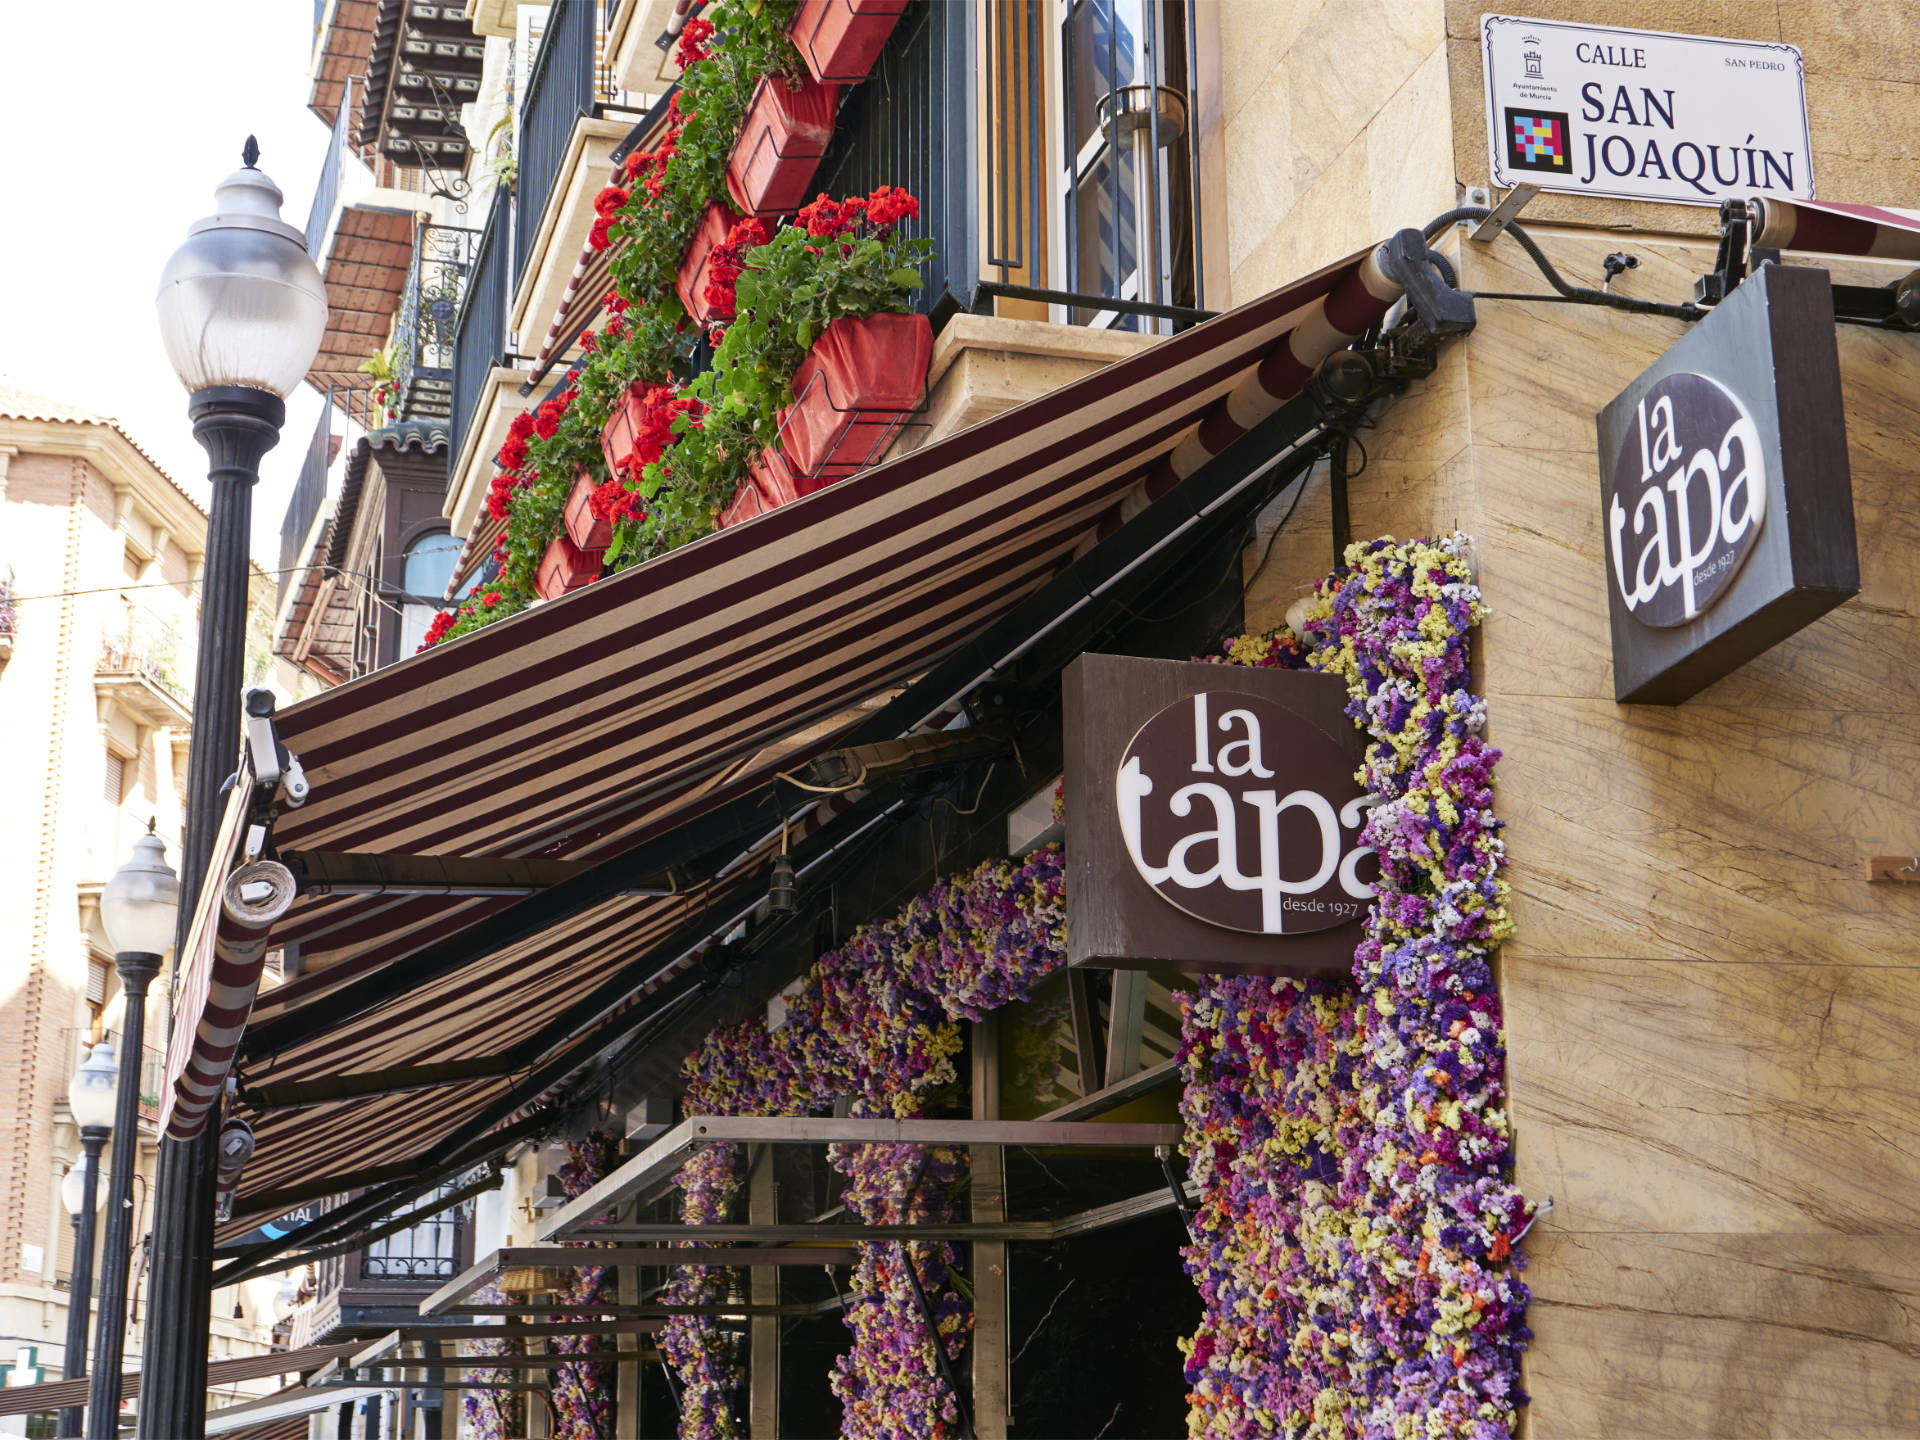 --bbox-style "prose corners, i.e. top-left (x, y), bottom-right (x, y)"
top-left (796, 194), bottom-right (846, 237)
top-left (674, 15), bottom-right (715, 67)
top-left (866, 185), bottom-right (920, 228)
